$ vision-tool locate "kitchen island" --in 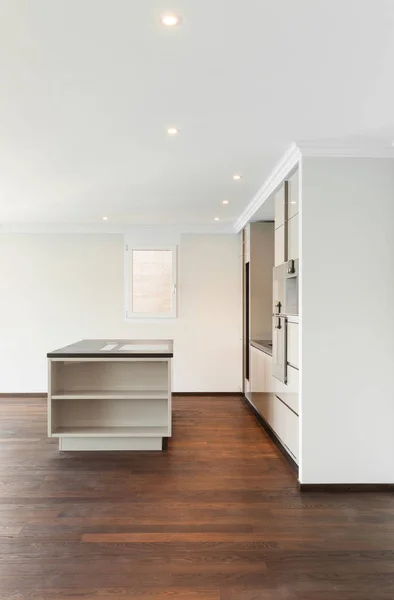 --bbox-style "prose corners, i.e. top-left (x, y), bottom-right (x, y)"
top-left (47, 339), bottom-right (173, 451)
